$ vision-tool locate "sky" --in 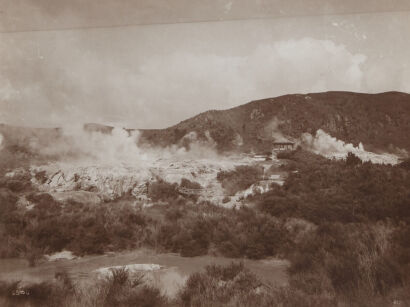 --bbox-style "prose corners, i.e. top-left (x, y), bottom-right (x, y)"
top-left (0, 0), bottom-right (410, 129)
